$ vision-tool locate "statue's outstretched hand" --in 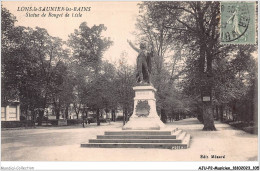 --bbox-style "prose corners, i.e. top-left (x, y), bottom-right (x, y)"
top-left (127, 40), bottom-right (139, 53)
